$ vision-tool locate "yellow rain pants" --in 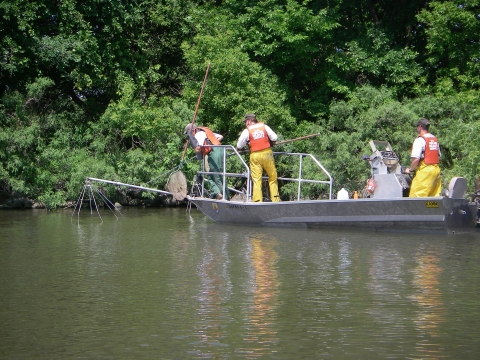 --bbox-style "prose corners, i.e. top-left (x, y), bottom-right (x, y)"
top-left (249, 148), bottom-right (280, 202)
top-left (409, 161), bottom-right (441, 197)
